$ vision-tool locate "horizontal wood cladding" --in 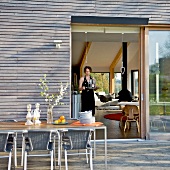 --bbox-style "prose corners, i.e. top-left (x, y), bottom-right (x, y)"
top-left (0, 0), bottom-right (170, 121)
top-left (0, 1), bottom-right (72, 120)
